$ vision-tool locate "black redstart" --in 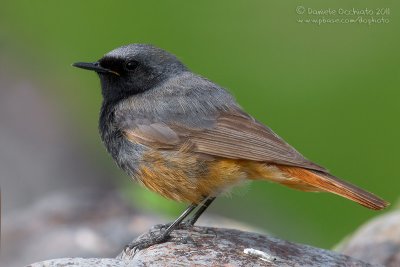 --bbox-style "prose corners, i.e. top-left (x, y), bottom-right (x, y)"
top-left (73, 44), bottom-right (388, 250)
